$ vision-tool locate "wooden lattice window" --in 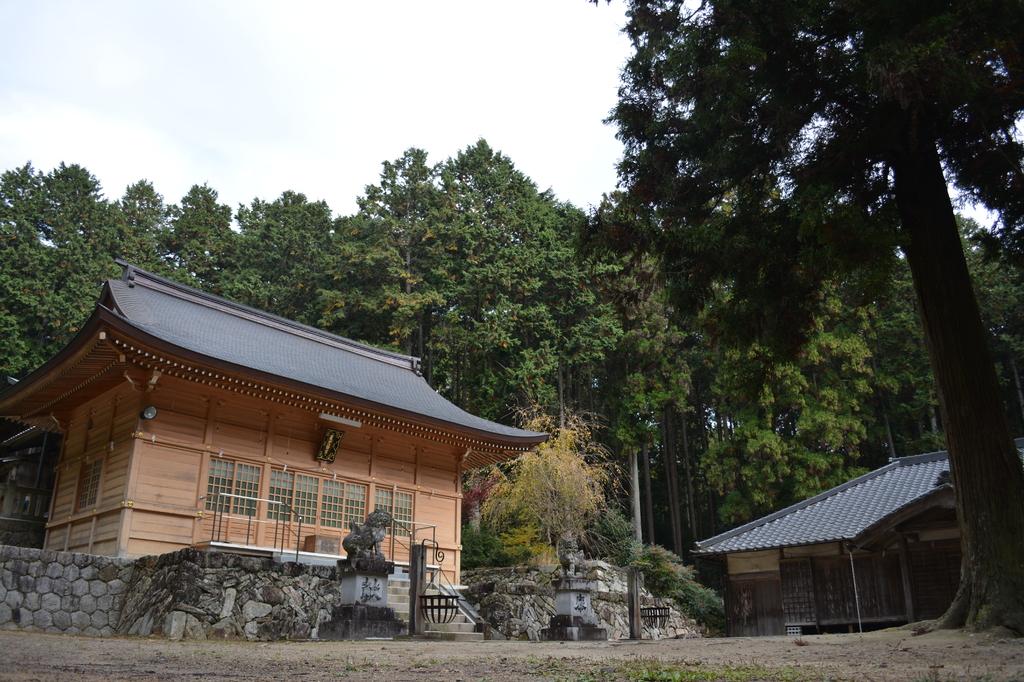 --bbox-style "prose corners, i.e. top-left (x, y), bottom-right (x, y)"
top-left (77, 460), bottom-right (102, 511)
top-left (343, 482), bottom-right (367, 528)
top-left (320, 479), bottom-right (344, 528)
top-left (294, 474), bottom-right (318, 525)
top-left (205, 459), bottom-right (262, 514)
top-left (780, 559), bottom-right (817, 625)
top-left (268, 469), bottom-right (294, 520)
top-left (375, 487), bottom-right (413, 535)
top-left (232, 463), bottom-right (261, 515)
top-left (320, 479), bottom-right (368, 529)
